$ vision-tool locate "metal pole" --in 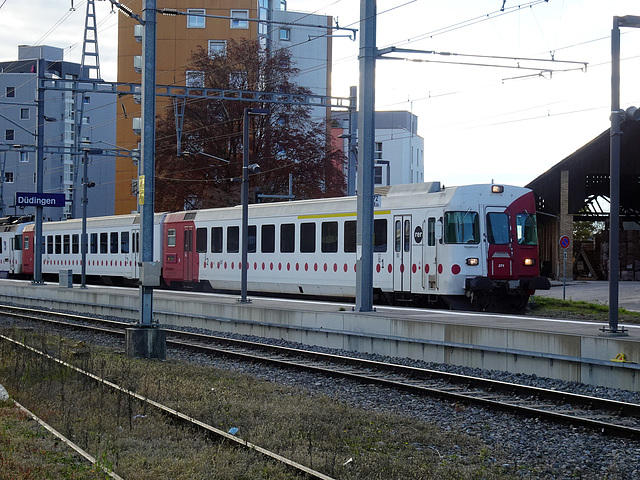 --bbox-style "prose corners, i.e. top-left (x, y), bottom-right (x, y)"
top-left (33, 58), bottom-right (45, 284)
top-left (139, 0), bottom-right (157, 325)
top-left (240, 108), bottom-right (250, 303)
top-left (355, 0), bottom-right (376, 312)
top-left (608, 17), bottom-right (621, 333)
top-left (81, 150), bottom-right (88, 288)
top-left (347, 85), bottom-right (357, 196)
